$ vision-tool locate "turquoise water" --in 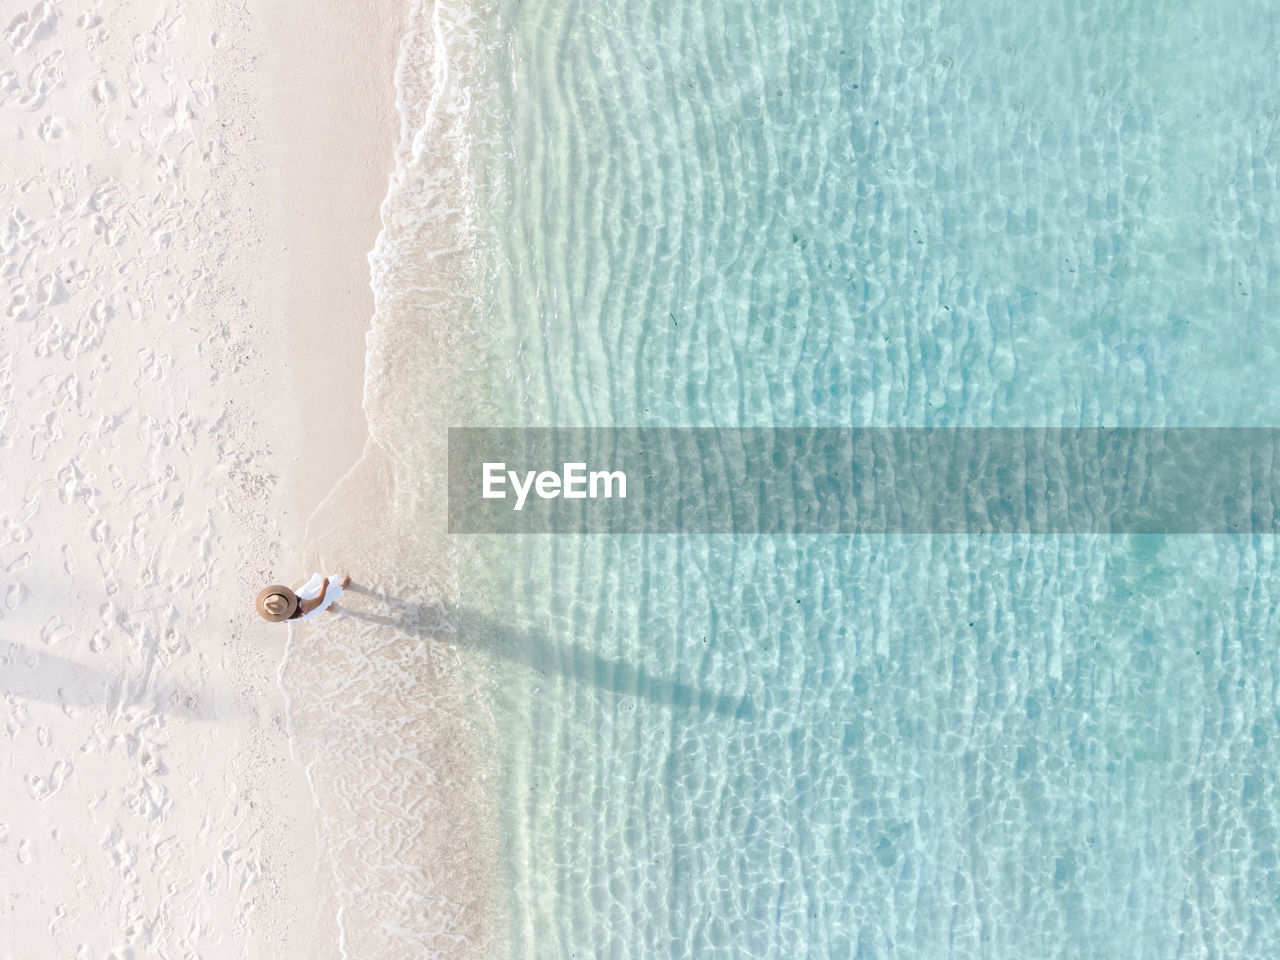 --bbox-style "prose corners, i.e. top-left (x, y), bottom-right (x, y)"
top-left (361, 0), bottom-right (1280, 955)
